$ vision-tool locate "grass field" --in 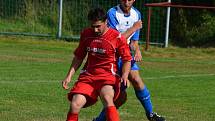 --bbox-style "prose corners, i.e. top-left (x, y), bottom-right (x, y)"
top-left (0, 36), bottom-right (215, 121)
